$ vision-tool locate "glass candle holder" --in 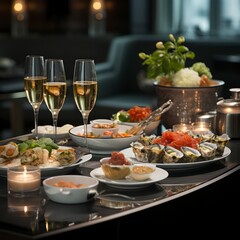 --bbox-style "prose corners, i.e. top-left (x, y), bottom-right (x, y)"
top-left (8, 166), bottom-right (41, 196)
top-left (172, 123), bottom-right (192, 132)
top-left (196, 112), bottom-right (216, 133)
top-left (191, 122), bottom-right (211, 135)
